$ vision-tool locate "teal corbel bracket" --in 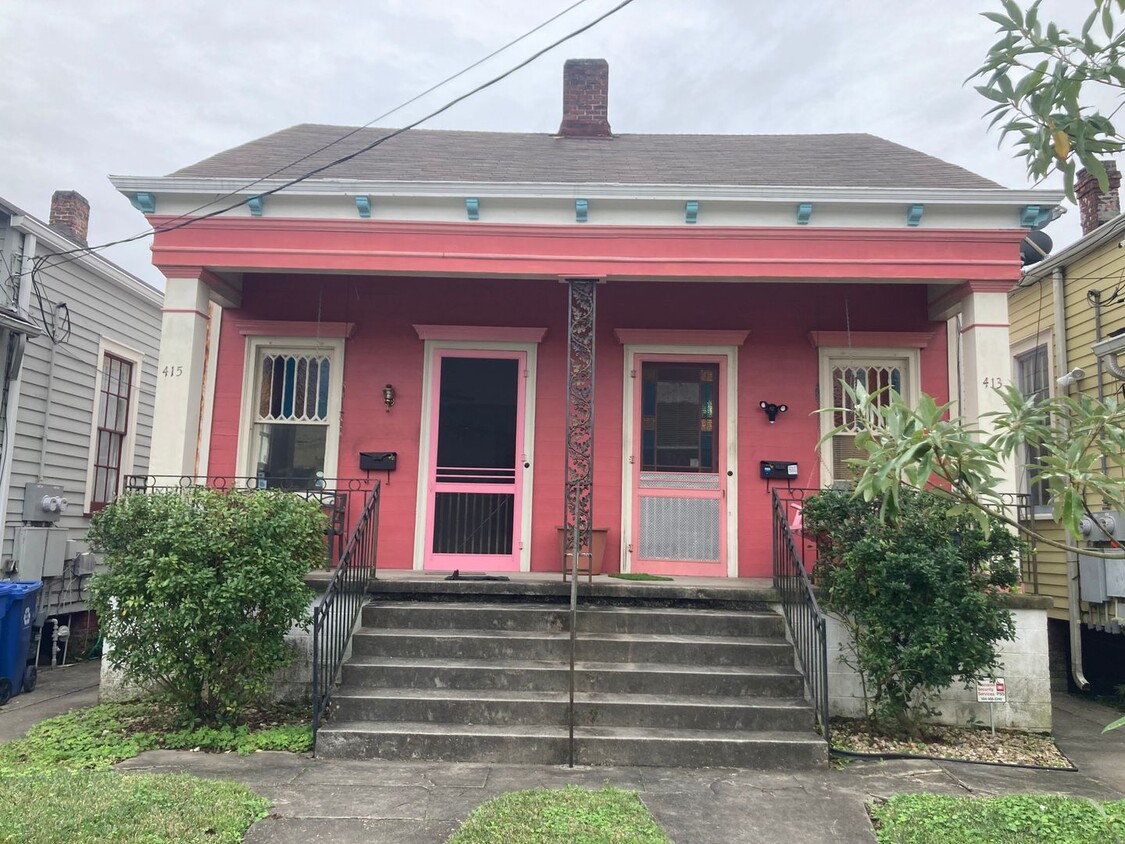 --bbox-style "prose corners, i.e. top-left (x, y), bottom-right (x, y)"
top-left (1020, 205), bottom-right (1052, 228)
top-left (130, 192), bottom-right (156, 213)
